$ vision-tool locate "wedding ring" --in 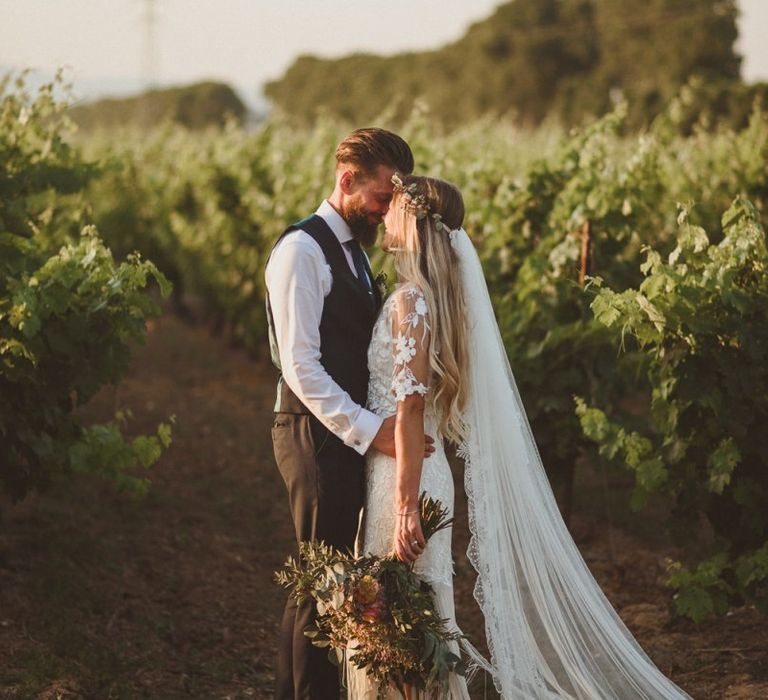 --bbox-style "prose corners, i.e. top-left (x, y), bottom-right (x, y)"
top-left (410, 539), bottom-right (419, 545)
